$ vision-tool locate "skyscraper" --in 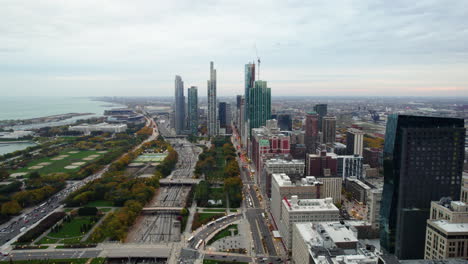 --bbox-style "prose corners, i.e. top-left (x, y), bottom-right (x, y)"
top-left (187, 86), bottom-right (198, 136)
top-left (248, 80), bottom-right (271, 132)
top-left (244, 62), bottom-right (255, 124)
top-left (313, 104), bottom-right (327, 131)
top-left (322, 116), bottom-right (336, 144)
top-left (380, 114), bottom-right (465, 260)
top-left (218, 102), bottom-right (232, 134)
top-left (305, 111), bottom-right (319, 154)
top-left (346, 128), bottom-right (364, 156)
top-left (174, 75), bottom-right (185, 135)
top-left (207, 61), bottom-right (217, 136)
